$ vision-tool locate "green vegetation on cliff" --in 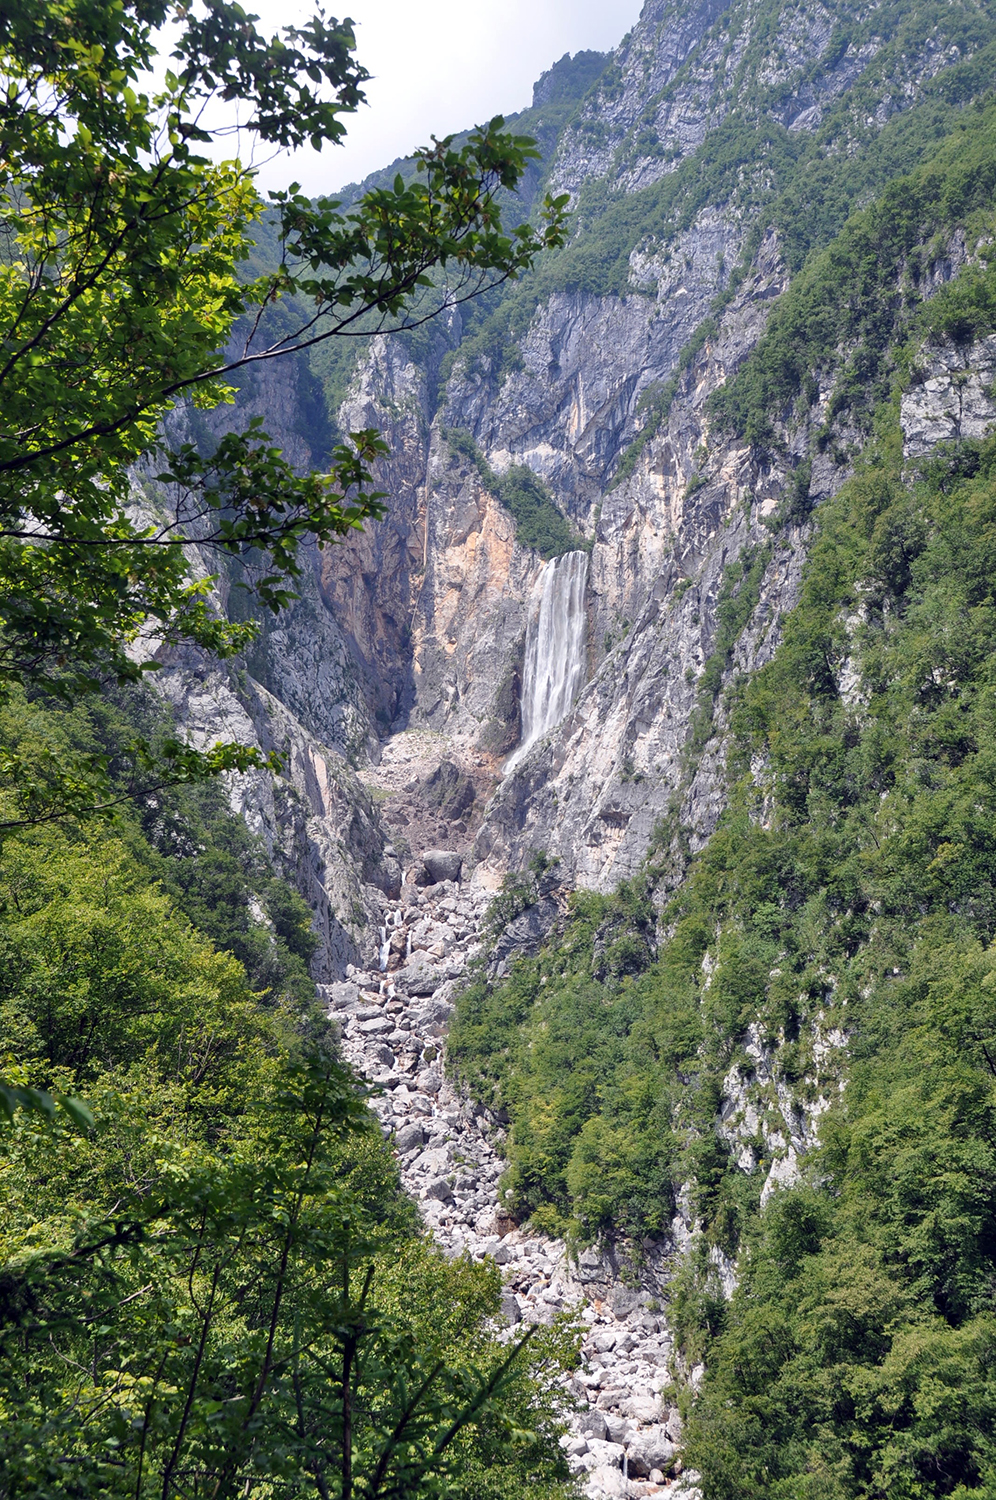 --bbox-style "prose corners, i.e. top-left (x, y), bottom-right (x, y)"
top-left (445, 0), bottom-right (996, 410)
top-left (446, 429), bottom-right (583, 558)
top-left (449, 170), bottom-right (996, 1493)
